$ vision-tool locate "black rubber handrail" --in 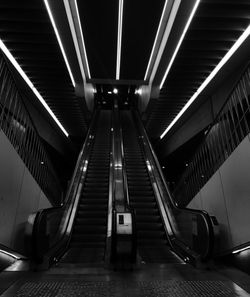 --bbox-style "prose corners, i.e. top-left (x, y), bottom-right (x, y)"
top-left (132, 109), bottom-right (214, 261)
top-left (30, 110), bottom-right (99, 264)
